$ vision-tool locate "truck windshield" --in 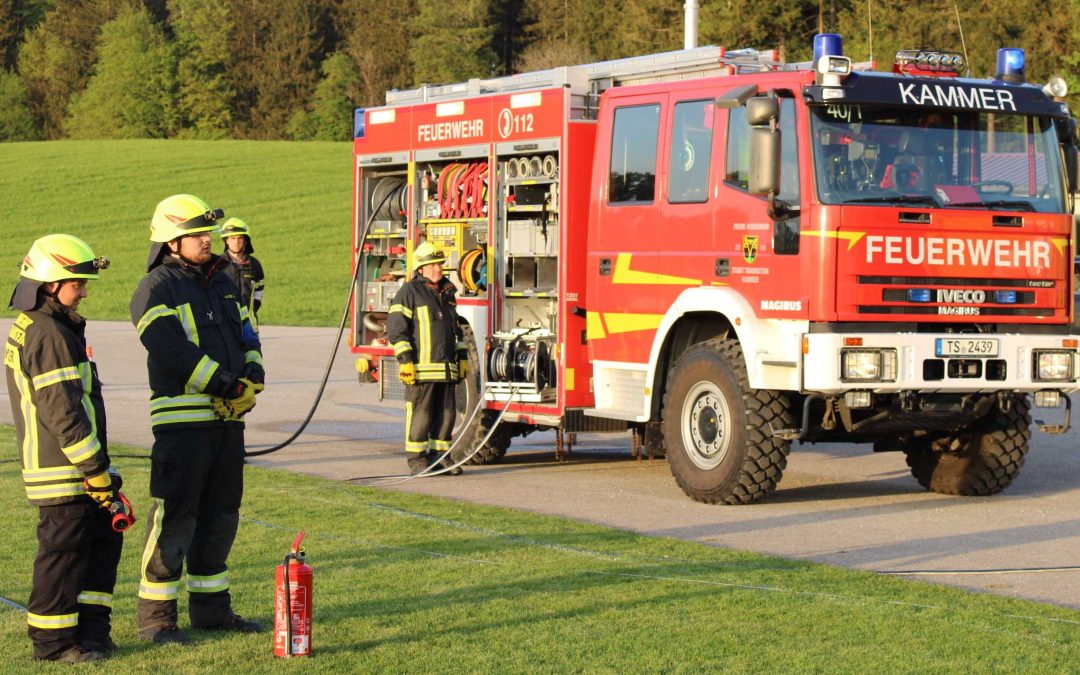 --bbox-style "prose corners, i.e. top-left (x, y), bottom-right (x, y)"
top-left (810, 106), bottom-right (1066, 213)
